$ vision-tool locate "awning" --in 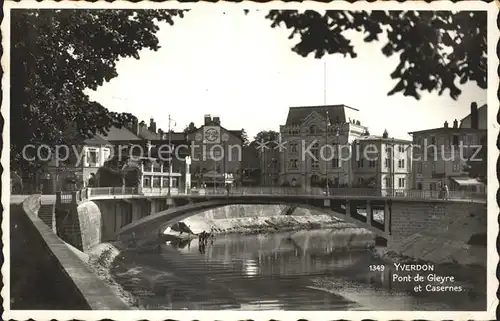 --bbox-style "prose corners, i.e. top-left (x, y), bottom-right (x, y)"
top-left (450, 177), bottom-right (485, 187)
